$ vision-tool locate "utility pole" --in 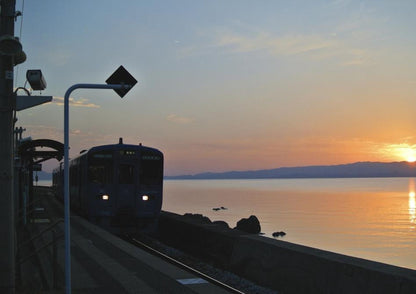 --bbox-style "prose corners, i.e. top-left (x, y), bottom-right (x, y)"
top-left (0, 0), bottom-right (22, 293)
